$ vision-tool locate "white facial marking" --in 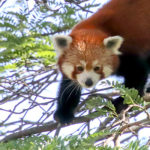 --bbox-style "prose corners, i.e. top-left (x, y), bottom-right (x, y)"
top-left (103, 36), bottom-right (124, 55)
top-left (80, 60), bottom-right (86, 67)
top-left (103, 65), bottom-right (113, 77)
top-left (77, 70), bottom-right (100, 88)
top-left (51, 35), bottom-right (72, 57)
top-left (92, 60), bottom-right (99, 66)
top-left (61, 62), bottom-right (74, 79)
